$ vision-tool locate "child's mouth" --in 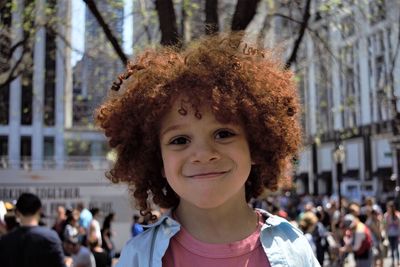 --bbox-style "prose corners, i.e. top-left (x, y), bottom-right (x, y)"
top-left (186, 171), bottom-right (228, 179)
